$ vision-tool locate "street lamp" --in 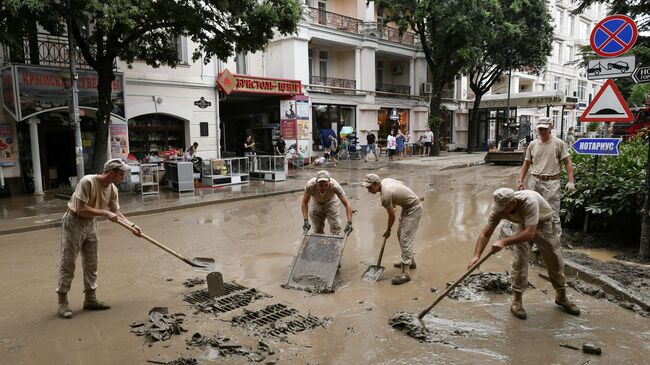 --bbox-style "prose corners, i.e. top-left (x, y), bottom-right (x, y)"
top-left (64, 0), bottom-right (84, 181)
